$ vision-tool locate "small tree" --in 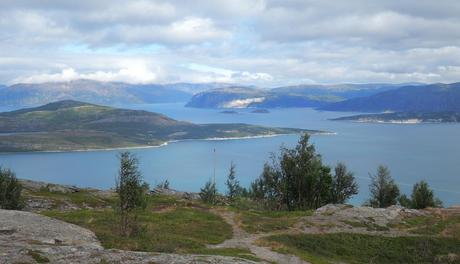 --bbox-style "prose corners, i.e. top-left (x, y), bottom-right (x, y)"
top-left (249, 134), bottom-right (333, 211)
top-left (411, 180), bottom-right (442, 209)
top-left (156, 179), bottom-right (170, 189)
top-left (398, 194), bottom-right (412, 208)
top-left (330, 162), bottom-right (358, 204)
top-left (115, 152), bottom-right (148, 236)
top-left (367, 165), bottom-right (400, 208)
top-left (226, 162), bottom-right (241, 201)
top-left (200, 179), bottom-right (218, 205)
top-left (0, 167), bottom-right (23, 210)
